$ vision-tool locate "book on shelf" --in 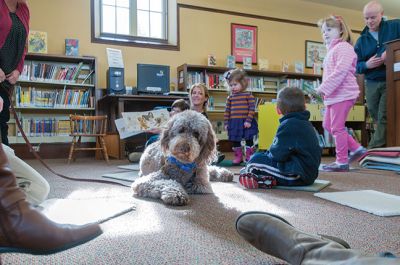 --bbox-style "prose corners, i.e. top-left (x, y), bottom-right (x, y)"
top-left (28, 31), bottom-right (47, 54)
top-left (258, 58), bottom-right (269, 70)
top-left (207, 54), bottom-right (217, 66)
top-left (226, 55), bottom-right (236, 68)
top-left (282, 61), bottom-right (289, 72)
top-left (294, 61), bottom-right (304, 73)
top-left (313, 62), bottom-right (322, 75)
top-left (115, 109), bottom-right (170, 139)
top-left (243, 56), bottom-right (252, 70)
top-left (65, 38), bottom-right (79, 56)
